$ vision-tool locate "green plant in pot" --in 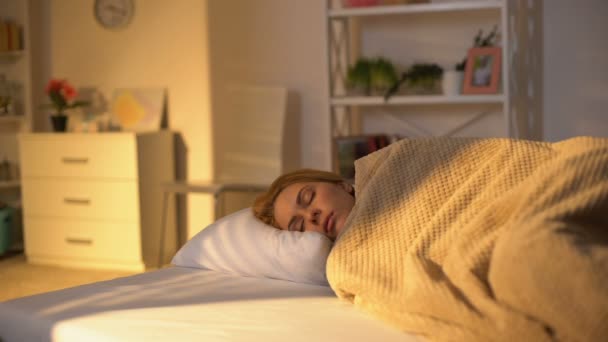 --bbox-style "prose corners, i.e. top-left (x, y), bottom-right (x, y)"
top-left (405, 63), bottom-right (443, 93)
top-left (384, 63), bottom-right (444, 100)
top-left (370, 58), bottom-right (398, 95)
top-left (347, 57), bottom-right (398, 96)
top-left (346, 58), bottom-right (372, 95)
